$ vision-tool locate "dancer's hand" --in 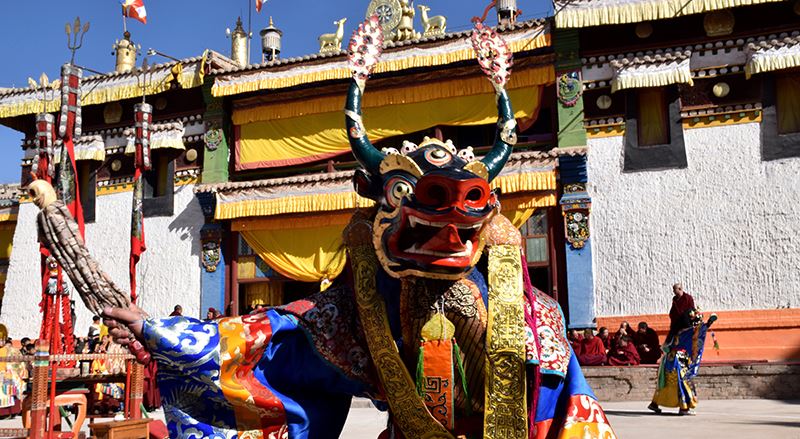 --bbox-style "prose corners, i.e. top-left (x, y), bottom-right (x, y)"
top-left (102, 305), bottom-right (151, 365)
